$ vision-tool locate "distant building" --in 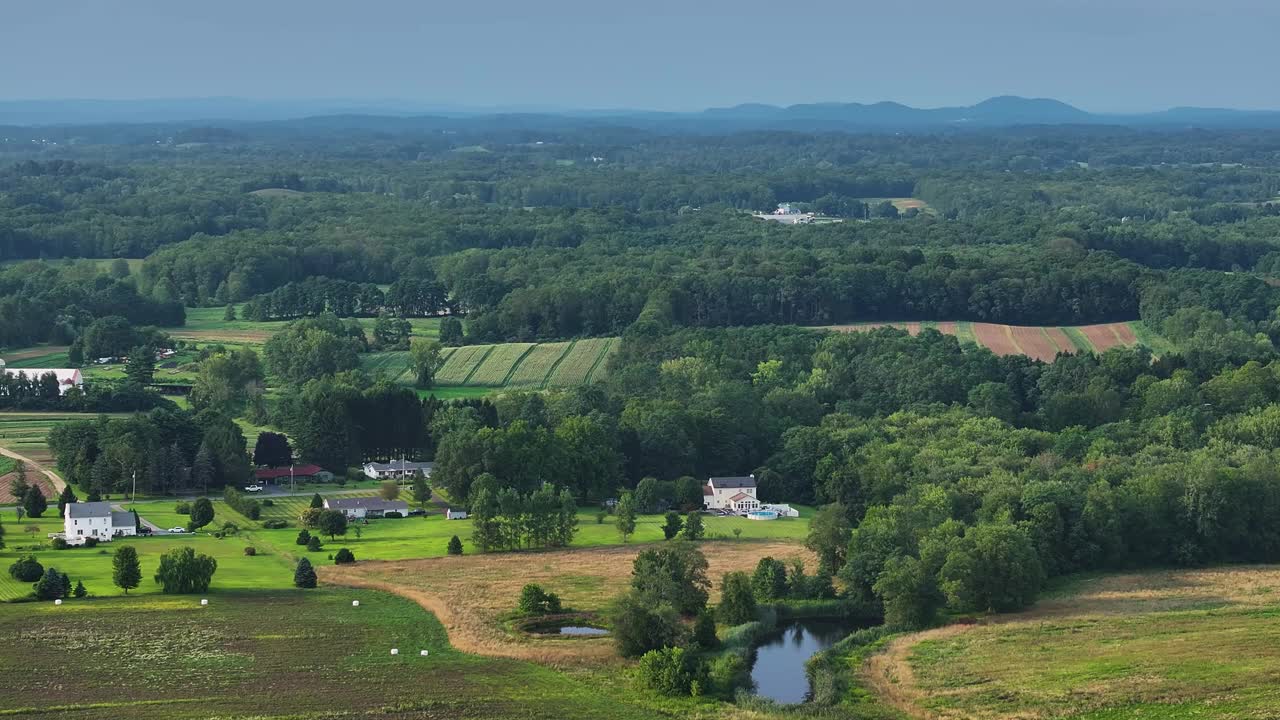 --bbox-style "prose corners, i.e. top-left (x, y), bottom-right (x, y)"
top-left (254, 464), bottom-right (331, 483)
top-left (703, 475), bottom-right (761, 513)
top-left (363, 460), bottom-right (434, 480)
top-left (445, 509), bottom-right (468, 520)
top-left (324, 497), bottom-right (409, 519)
top-left (0, 361), bottom-right (83, 396)
top-left (64, 502), bottom-right (137, 545)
